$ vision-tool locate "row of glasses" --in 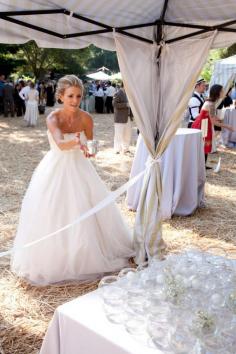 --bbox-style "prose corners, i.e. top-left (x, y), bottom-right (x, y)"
top-left (98, 249), bottom-right (236, 353)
